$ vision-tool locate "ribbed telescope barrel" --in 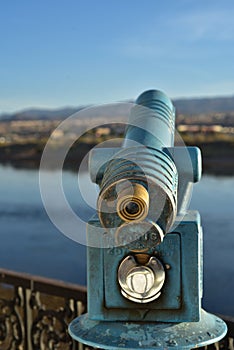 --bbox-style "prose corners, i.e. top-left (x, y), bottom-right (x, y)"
top-left (97, 90), bottom-right (178, 241)
top-left (124, 90), bottom-right (175, 149)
